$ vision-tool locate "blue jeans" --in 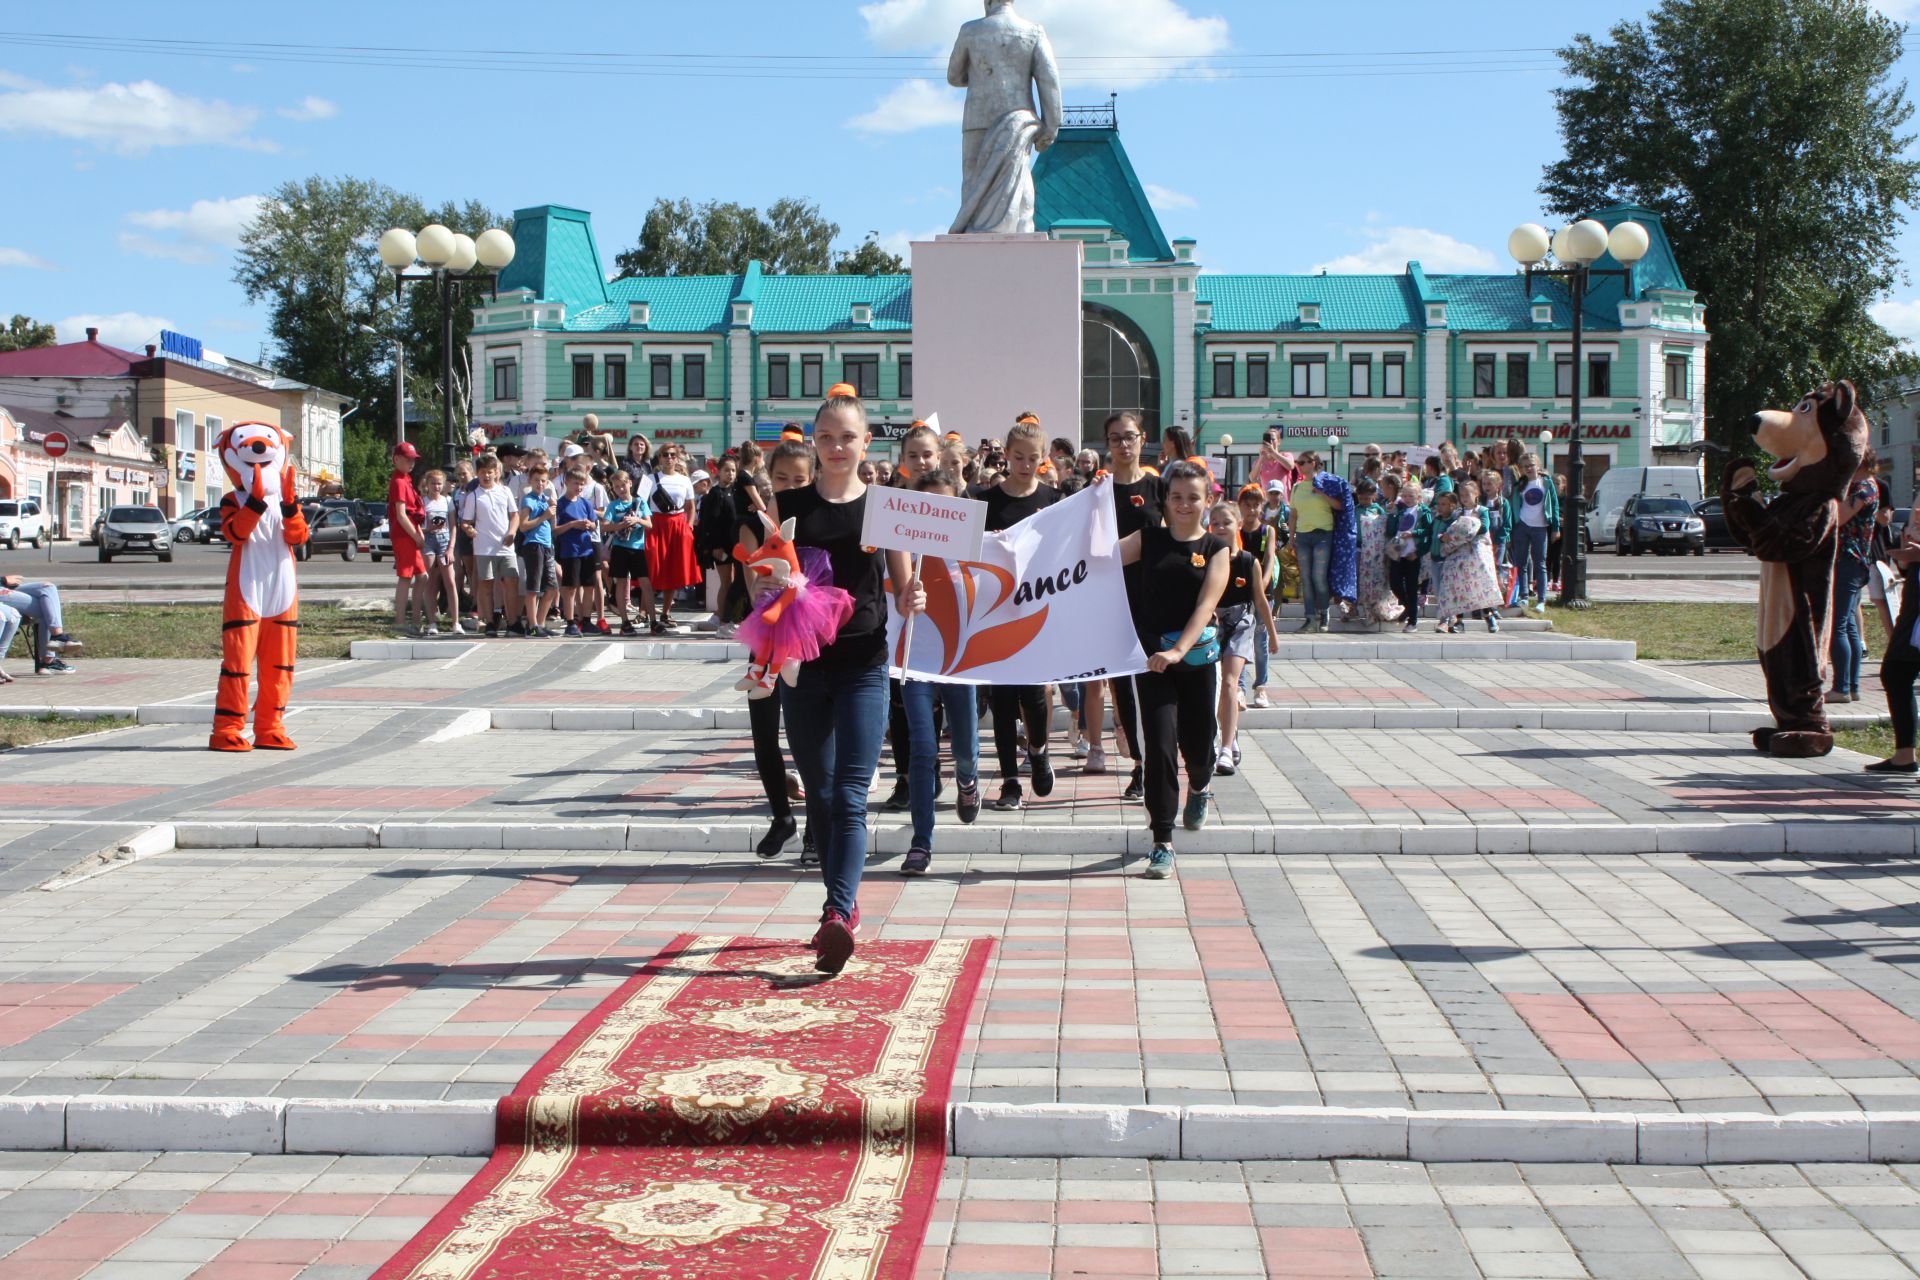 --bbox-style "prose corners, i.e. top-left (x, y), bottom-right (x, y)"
top-left (902, 680), bottom-right (980, 851)
top-left (0, 582), bottom-right (64, 648)
top-left (1246, 615), bottom-right (1269, 692)
top-left (0, 603), bottom-right (19, 665)
top-left (1512, 525), bottom-right (1549, 605)
top-left (784, 659), bottom-right (889, 916)
top-left (1296, 530), bottom-right (1332, 623)
top-left (1832, 558), bottom-right (1871, 697)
